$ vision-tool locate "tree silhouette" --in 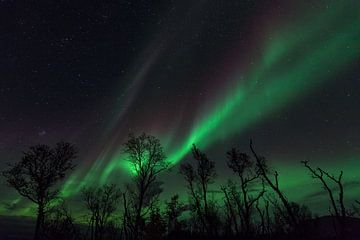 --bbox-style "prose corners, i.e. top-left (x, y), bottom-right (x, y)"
top-left (144, 207), bottom-right (166, 240)
top-left (221, 182), bottom-right (240, 236)
top-left (122, 133), bottom-right (169, 240)
top-left (179, 144), bottom-right (217, 237)
top-left (165, 194), bottom-right (186, 237)
top-left (2, 141), bottom-right (77, 240)
top-left (226, 147), bottom-right (265, 236)
top-left (82, 184), bottom-right (121, 240)
top-left (255, 198), bottom-right (271, 236)
top-left (302, 160), bottom-right (347, 237)
top-left (302, 161), bottom-right (346, 218)
top-left (249, 140), bottom-right (297, 228)
top-left (43, 200), bottom-right (79, 240)
top-left (2, 136), bottom-right (360, 240)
